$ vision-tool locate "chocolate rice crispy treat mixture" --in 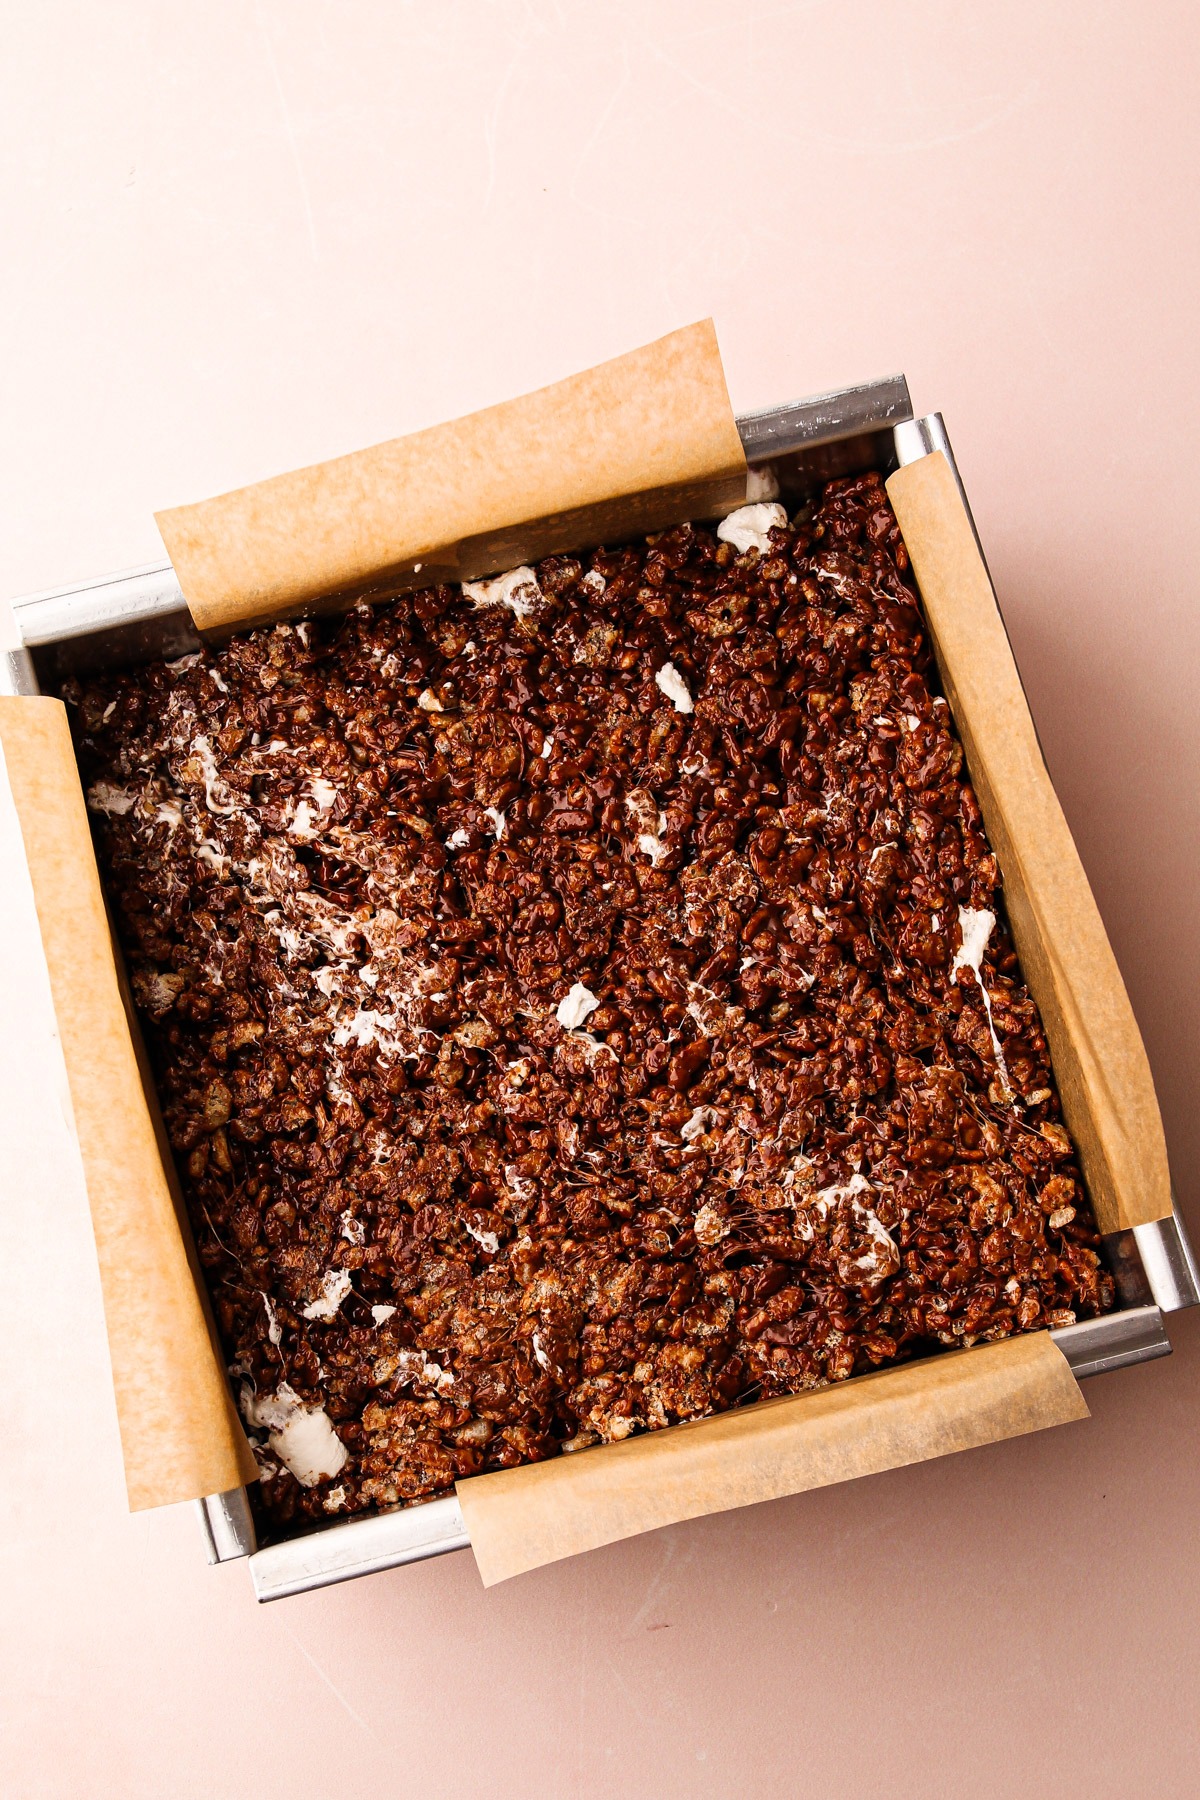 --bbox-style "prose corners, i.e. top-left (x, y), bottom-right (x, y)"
top-left (67, 472), bottom-right (1114, 1534)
